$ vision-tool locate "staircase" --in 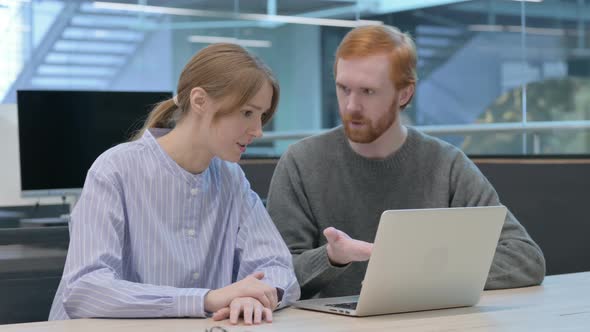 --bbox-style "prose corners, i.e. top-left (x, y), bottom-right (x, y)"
top-left (3, 2), bottom-right (163, 102)
top-left (414, 24), bottom-right (476, 80)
